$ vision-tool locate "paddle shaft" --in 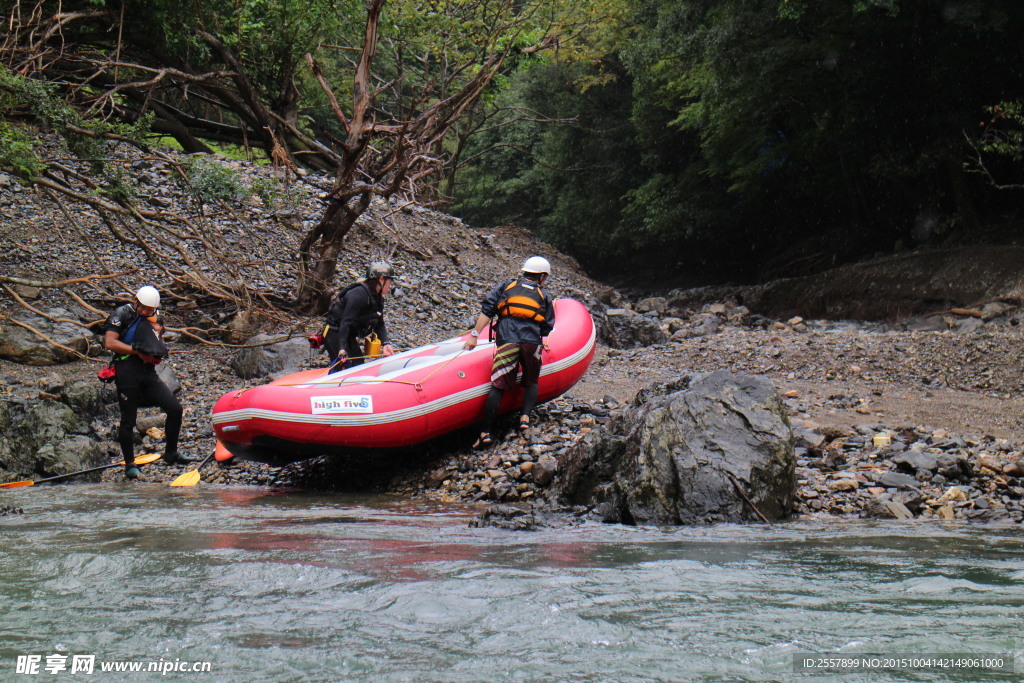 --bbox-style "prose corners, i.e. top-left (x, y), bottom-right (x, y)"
top-left (190, 451), bottom-right (216, 474)
top-left (0, 453), bottom-right (160, 489)
top-left (36, 461), bottom-right (126, 484)
top-left (34, 454), bottom-right (161, 484)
